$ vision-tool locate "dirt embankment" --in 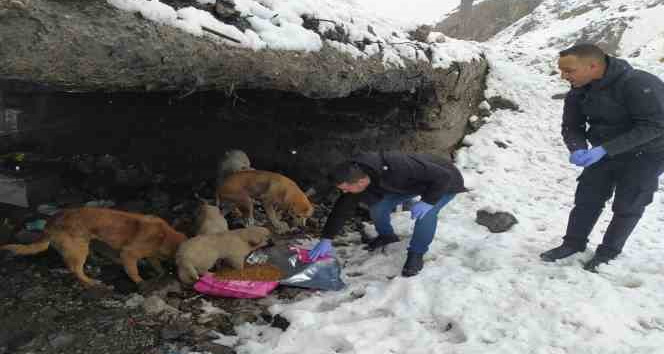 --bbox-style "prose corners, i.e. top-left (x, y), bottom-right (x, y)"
top-left (1, 0), bottom-right (472, 98)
